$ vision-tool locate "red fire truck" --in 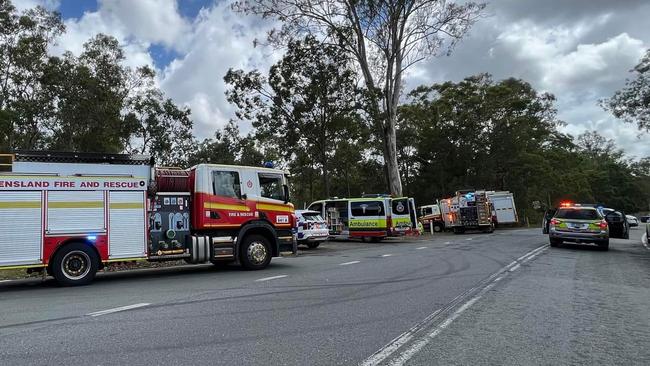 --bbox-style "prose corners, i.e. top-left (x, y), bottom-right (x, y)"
top-left (0, 151), bottom-right (296, 285)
